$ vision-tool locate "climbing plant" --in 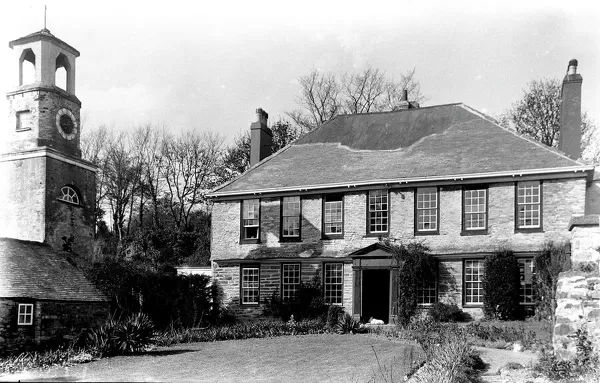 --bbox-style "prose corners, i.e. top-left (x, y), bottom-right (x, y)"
top-left (534, 242), bottom-right (570, 321)
top-left (384, 240), bottom-right (436, 326)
